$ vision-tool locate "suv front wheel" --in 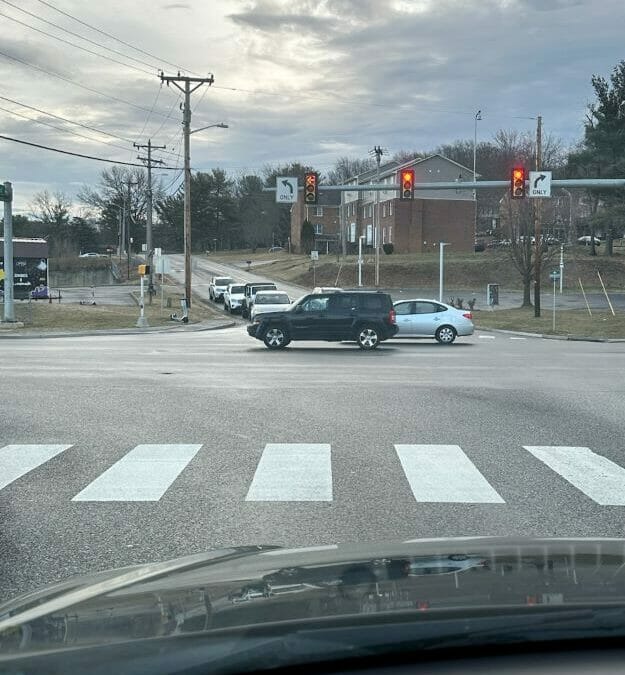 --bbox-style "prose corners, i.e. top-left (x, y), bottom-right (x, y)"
top-left (262, 325), bottom-right (290, 349)
top-left (356, 325), bottom-right (380, 350)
